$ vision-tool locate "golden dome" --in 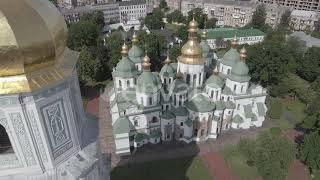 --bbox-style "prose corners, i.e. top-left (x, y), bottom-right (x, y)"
top-left (201, 30), bottom-right (208, 39)
top-left (0, 0), bottom-right (76, 95)
top-left (121, 43), bottom-right (129, 56)
top-left (143, 52), bottom-right (151, 71)
top-left (132, 32), bottom-right (139, 44)
top-left (164, 56), bottom-right (171, 64)
top-left (240, 47), bottom-right (247, 60)
top-left (178, 19), bottom-right (204, 65)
